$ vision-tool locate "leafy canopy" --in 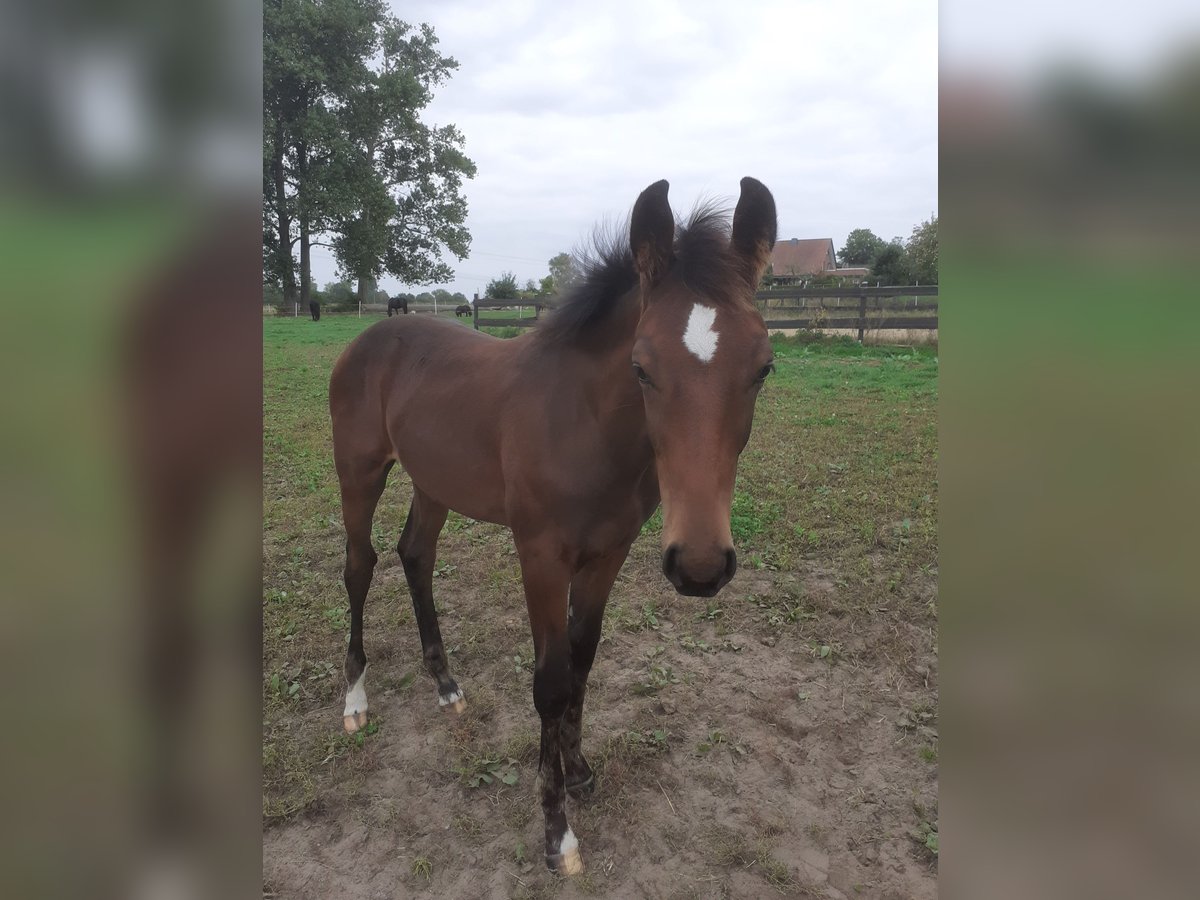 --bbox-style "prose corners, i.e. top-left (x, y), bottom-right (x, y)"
top-left (838, 228), bottom-right (886, 266)
top-left (485, 271), bottom-right (519, 300)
